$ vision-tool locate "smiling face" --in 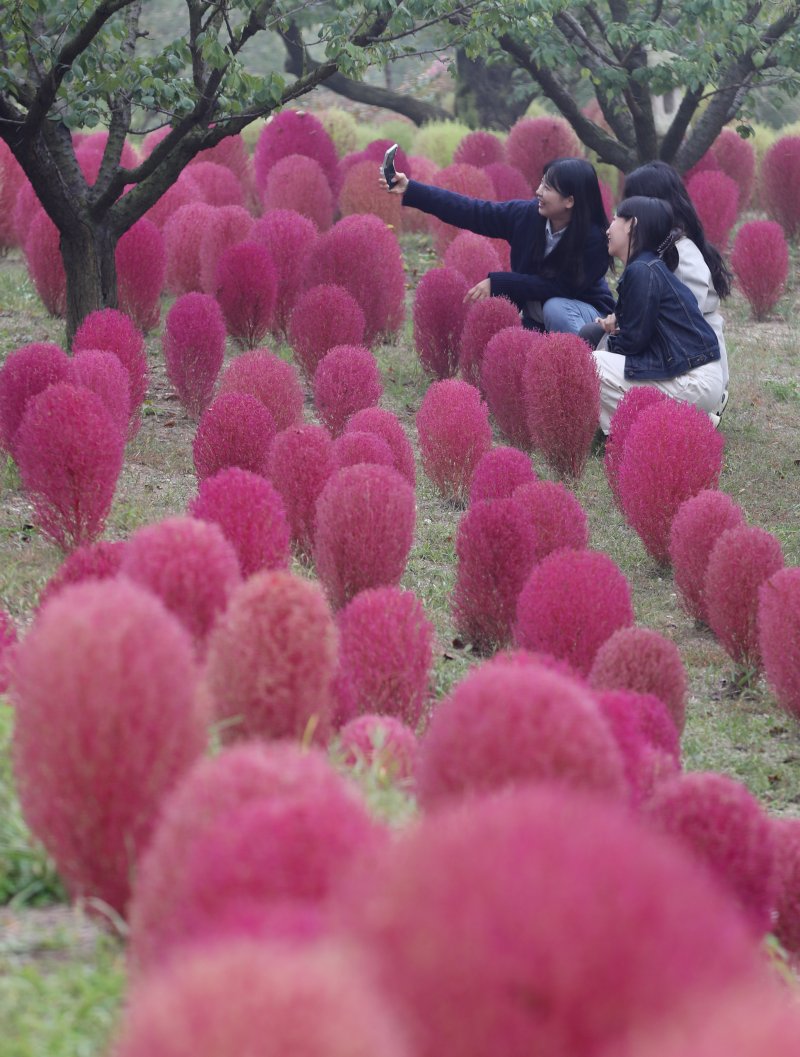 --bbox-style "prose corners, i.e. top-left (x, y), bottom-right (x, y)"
top-left (535, 177), bottom-right (574, 231)
top-left (607, 213), bottom-right (636, 263)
